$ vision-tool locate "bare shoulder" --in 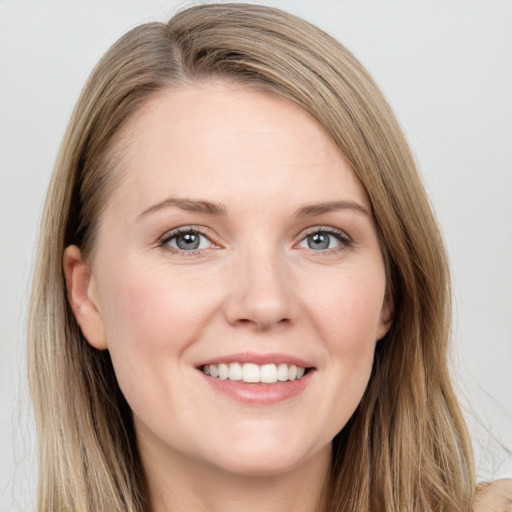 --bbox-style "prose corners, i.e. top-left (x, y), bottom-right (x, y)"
top-left (475, 479), bottom-right (512, 512)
